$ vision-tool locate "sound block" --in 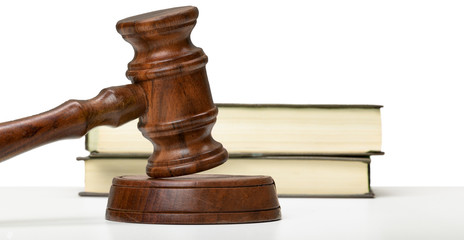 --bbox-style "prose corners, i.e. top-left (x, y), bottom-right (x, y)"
top-left (106, 174), bottom-right (281, 224)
